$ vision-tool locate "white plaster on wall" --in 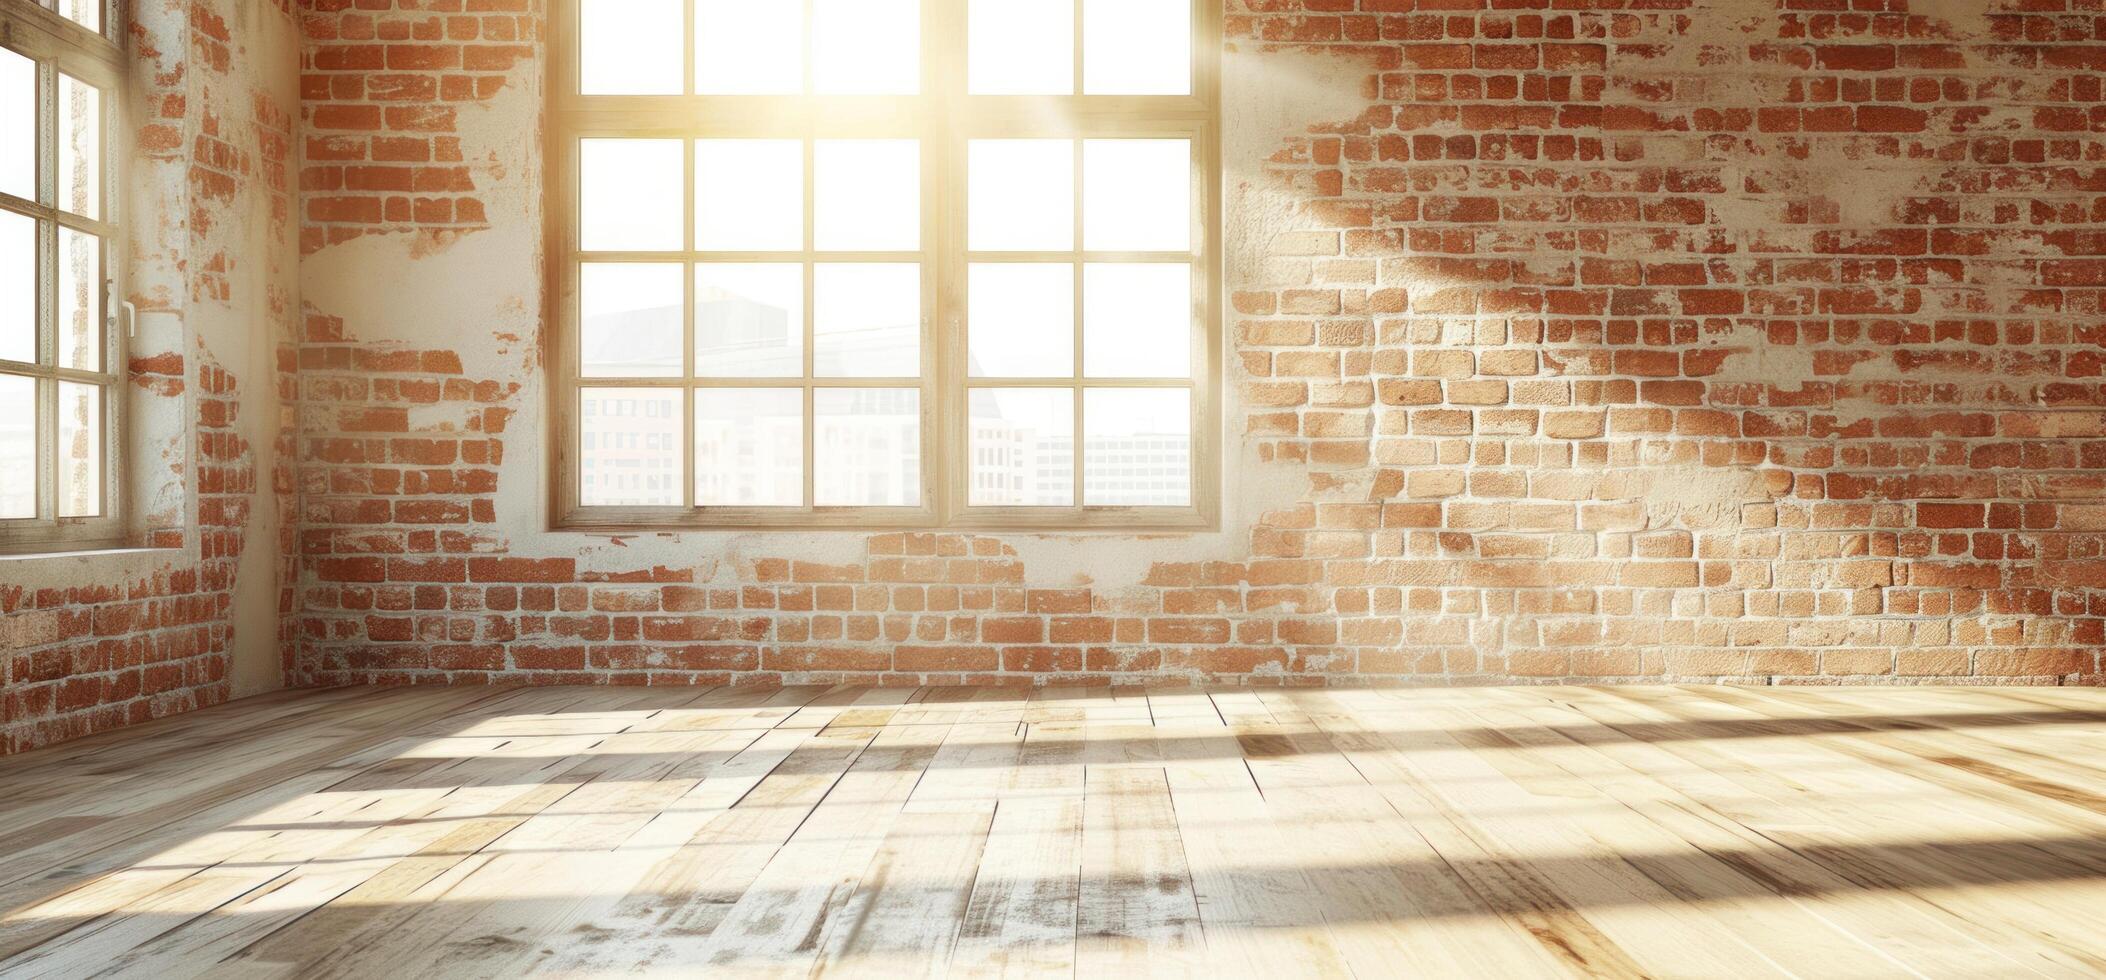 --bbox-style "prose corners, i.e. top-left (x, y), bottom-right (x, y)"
top-left (1220, 46), bottom-right (1381, 285)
